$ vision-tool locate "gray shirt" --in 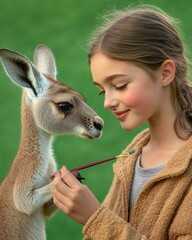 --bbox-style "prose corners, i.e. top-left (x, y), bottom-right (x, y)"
top-left (130, 154), bottom-right (165, 209)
